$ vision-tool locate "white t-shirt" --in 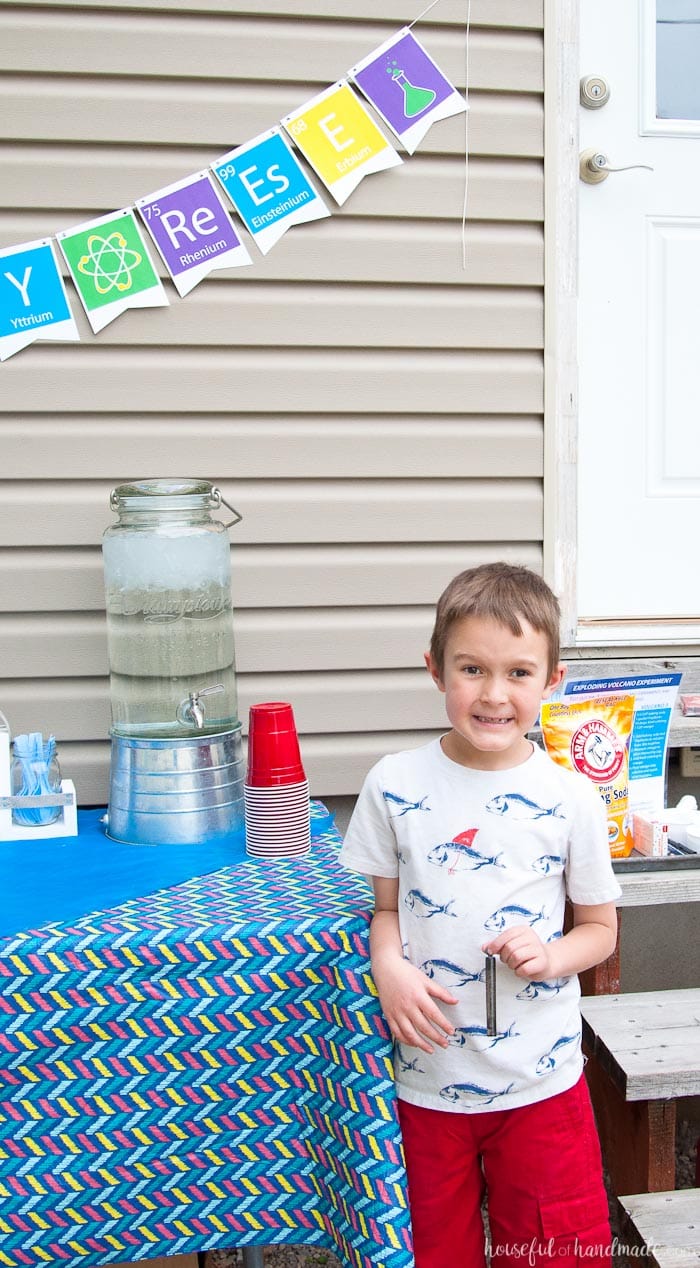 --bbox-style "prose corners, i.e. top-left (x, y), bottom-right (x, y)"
top-left (339, 738), bottom-right (622, 1114)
